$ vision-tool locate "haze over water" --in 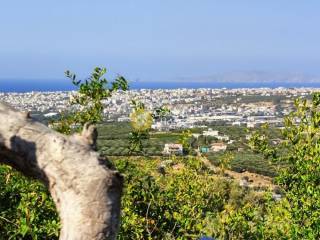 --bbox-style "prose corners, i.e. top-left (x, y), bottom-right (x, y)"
top-left (2, 80), bottom-right (320, 93)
